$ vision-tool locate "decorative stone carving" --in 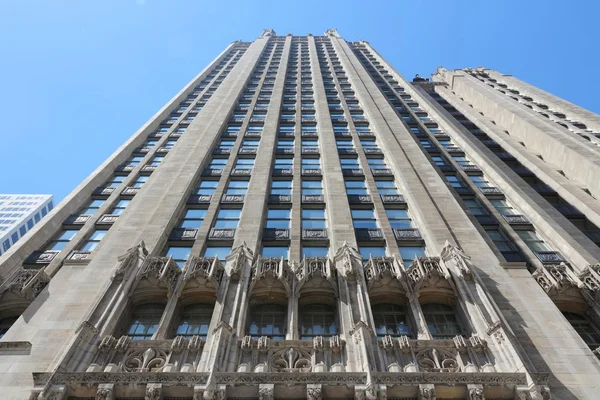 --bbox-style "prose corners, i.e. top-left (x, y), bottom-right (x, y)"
top-left (114, 241), bottom-right (148, 280)
top-left (416, 347), bottom-right (459, 372)
top-left (420, 386), bottom-right (436, 400)
top-left (96, 387), bottom-right (112, 400)
top-left (225, 242), bottom-right (254, 279)
top-left (334, 242), bottom-right (362, 279)
top-left (363, 256), bottom-right (405, 289)
top-left (440, 242), bottom-right (473, 280)
top-left (406, 257), bottom-right (452, 294)
top-left (251, 256), bottom-right (292, 294)
top-left (307, 387), bottom-right (322, 400)
top-left (532, 263), bottom-right (584, 301)
top-left (258, 387), bottom-right (274, 400)
top-left (183, 256), bottom-right (224, 289)
top-left (137, 256), bottom-right (181, 297)
top-left (0, 267), bottom-right (50, 301)
top-left (468, 387), bottom-right (484, 400)
top-left (270, 347), bottom-right (312, 372)
top-left (146, 384), bottom-right (161, 400)
top-left (295, 256), bottom-right (336, 294)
